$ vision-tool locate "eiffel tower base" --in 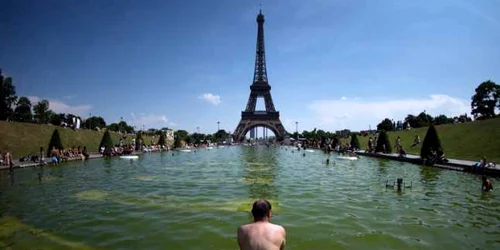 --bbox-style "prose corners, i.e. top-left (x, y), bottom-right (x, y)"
top-left (233, 112), bottom-right (287, 142)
